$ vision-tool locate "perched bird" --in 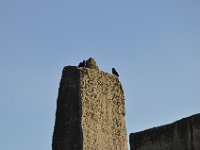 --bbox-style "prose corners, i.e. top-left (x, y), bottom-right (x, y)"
top-left (112, 68), bottom-right (119, 77)
top-left (78, 60), bottom-right (86, 67)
